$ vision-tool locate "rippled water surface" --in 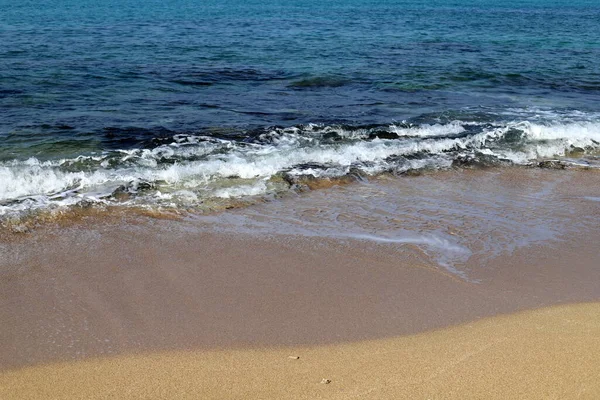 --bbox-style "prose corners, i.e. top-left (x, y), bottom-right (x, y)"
top-left (1, 0), bottom-right (600, 217)
top-left (192, 169), bottom-right (600, 280)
